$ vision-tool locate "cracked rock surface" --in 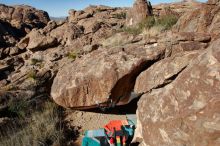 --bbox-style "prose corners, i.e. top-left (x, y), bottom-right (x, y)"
top-left (134, 39), bottom-right (220, 146)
